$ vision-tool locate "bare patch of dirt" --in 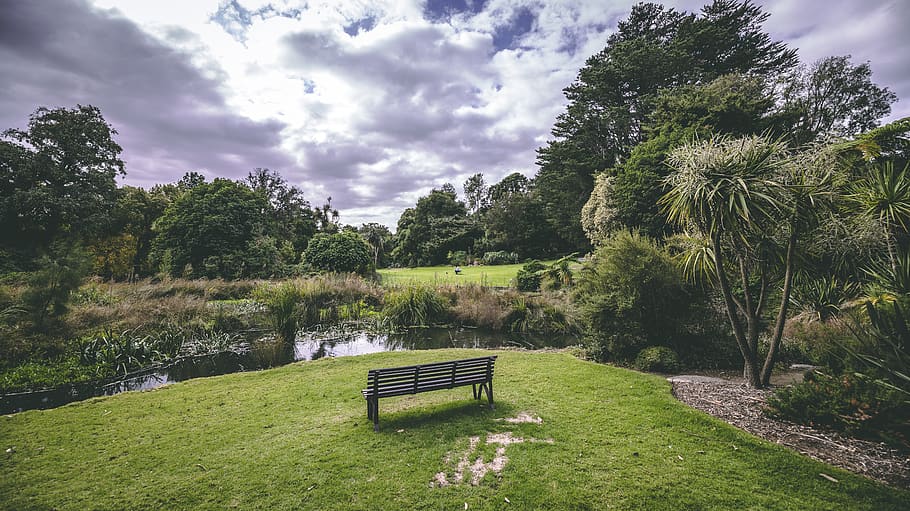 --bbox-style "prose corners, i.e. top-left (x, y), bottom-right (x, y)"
top-left (498, 412), bottom-right (543, 424)
top-left (670, 378), bottom-right (910, 488)
top-left (431, 428), bottom-right (554, 488)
